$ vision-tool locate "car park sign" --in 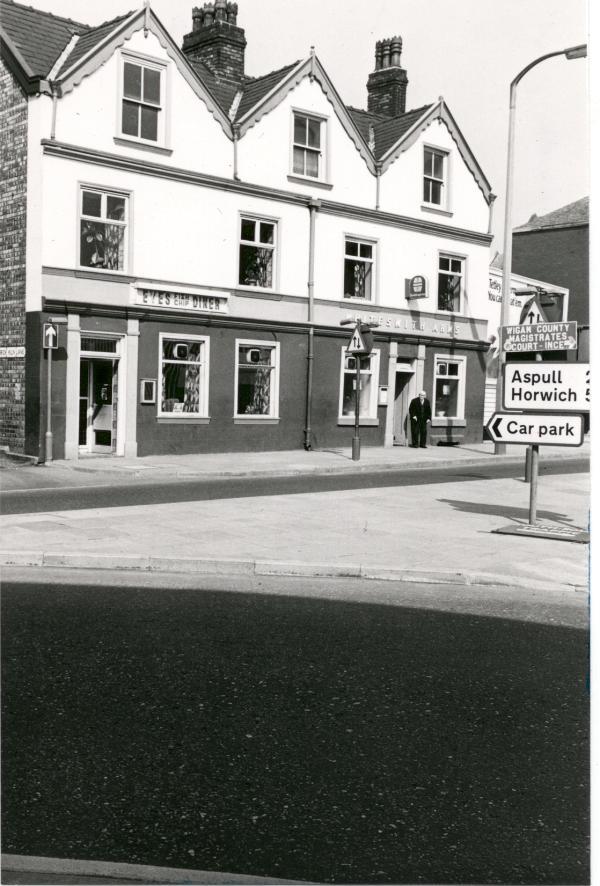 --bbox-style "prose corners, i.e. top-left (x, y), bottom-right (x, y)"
top-left (486, 412), bottom-right (584, 447)
top-left (503, 363), bottom-right (590, 413)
